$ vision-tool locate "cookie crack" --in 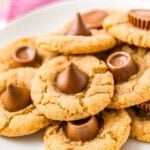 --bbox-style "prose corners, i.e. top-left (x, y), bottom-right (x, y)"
top-left (0, 105), bottom-right (35, 132)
